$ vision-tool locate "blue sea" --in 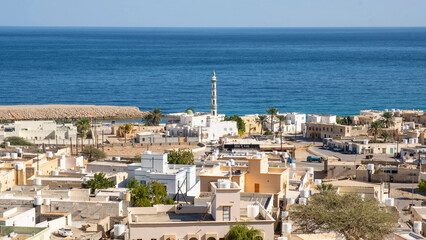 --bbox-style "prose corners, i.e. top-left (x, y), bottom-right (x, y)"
top-left (0, 27), bottom-right (425, 116)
